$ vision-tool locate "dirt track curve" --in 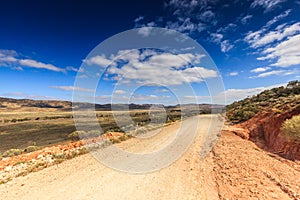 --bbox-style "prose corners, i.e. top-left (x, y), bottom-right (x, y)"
top-left (1, 114), bottom-right (299, 200)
